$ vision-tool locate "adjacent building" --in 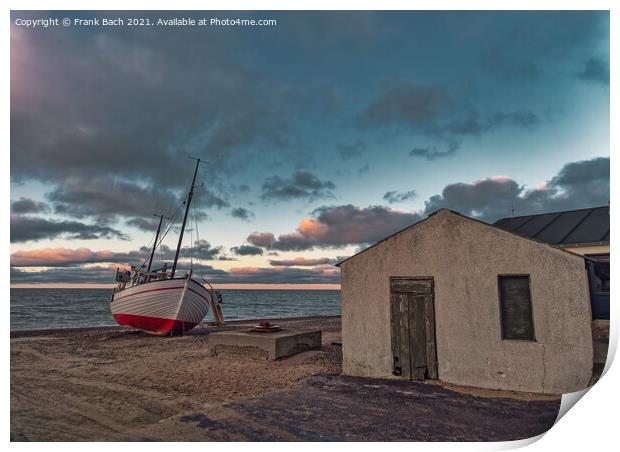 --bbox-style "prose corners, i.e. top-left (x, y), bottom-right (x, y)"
top-left (494, 206), bottom-right (609, 320)
top-left (337, 207), bottom-right (609, 394)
